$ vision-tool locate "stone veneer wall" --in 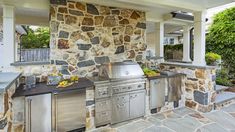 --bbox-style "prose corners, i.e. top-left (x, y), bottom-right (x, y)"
top-left (0, 80), bottom-right (22, 132)
top-left (160, 64), bottom-right (217, 112)
top-left (50, 1), bottom-right (146, 76)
